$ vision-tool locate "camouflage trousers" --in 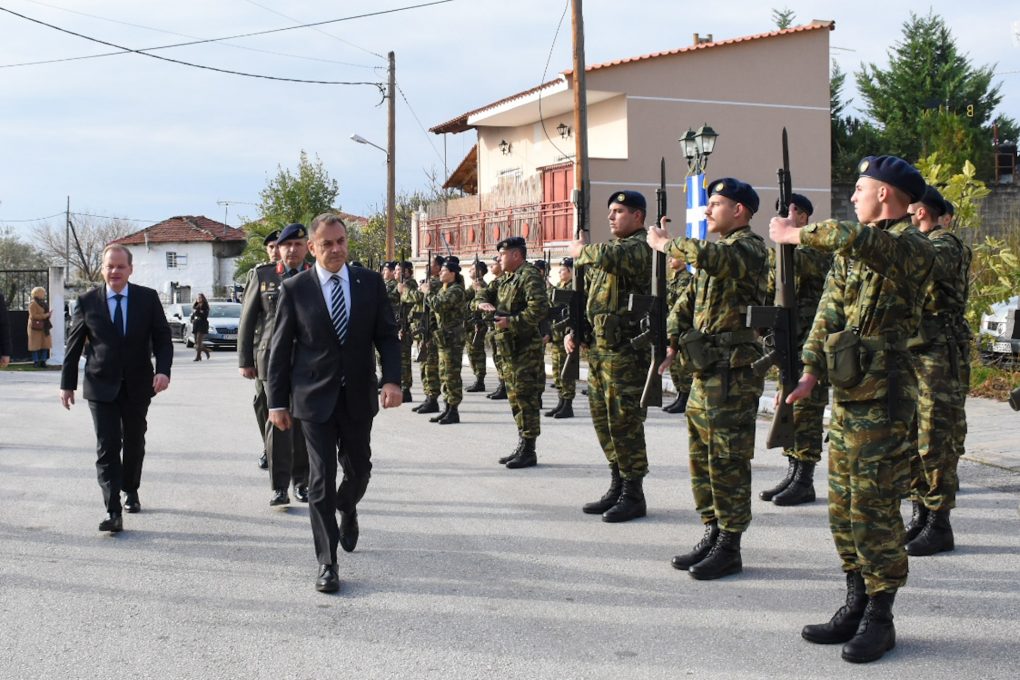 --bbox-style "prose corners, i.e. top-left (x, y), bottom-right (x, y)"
top-left (400, 329), bottom-right (414, 390)
top-left (668, 360), bottom-right (693, 395)
top-left (549, 336), bottom-right (575, 400)
top-left (488, 332), bottom-right (504, 381)
top-left (466, 326), bottom-right (487, 379)
top-left (909, 342), bottom-right (965, 510)
top-left (419, 334), bottom-right (440, 398)
top-left (828, 398), bottom-right (911, 595)
top-left (785, 379), bottom-right (829, 464)
top-left (587, 344), bottom-right (647, 480)
top-left (501, 334), bottom-right (544, 439)
top-left (686, 365), bottom-right (763, 533)
top-left (953, 341), bottom-right (970, 475)
top-left (437, 335), bottom-right (465, 407)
